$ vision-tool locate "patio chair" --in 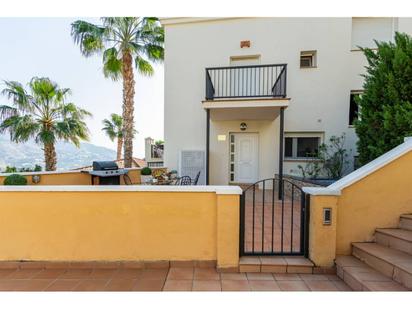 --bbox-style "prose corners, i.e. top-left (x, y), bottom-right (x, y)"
top-left (191, 171), bottom-right (201, 185)
top-left (175, 175), bottom-right (192, 185)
